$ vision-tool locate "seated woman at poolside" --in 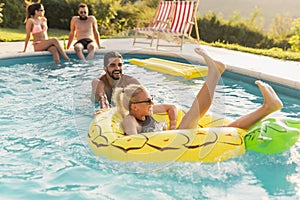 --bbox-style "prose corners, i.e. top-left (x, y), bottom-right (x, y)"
top-left (23, 3), bottom-right (69, 64)
top-left (113, 47), bottom-right (283, 135)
